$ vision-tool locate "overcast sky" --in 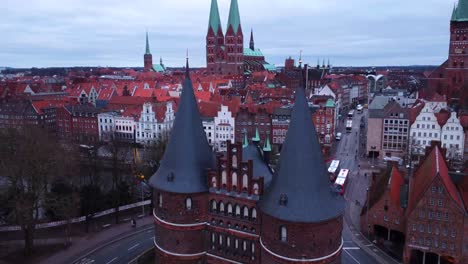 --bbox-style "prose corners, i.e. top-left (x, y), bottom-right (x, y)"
top-left (0, 0), bottom-right (454, 68)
